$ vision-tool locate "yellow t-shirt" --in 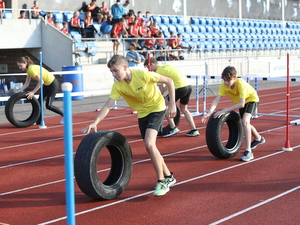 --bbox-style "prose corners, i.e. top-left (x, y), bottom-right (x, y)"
top-left (27, 65), bottom-right (55, 86)
top-left (109, 69), bottom-right (165, 118)
top-left (218, 78), bottom-right (259, 104)
top-left (156, 64), bottom-right (189, 89)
